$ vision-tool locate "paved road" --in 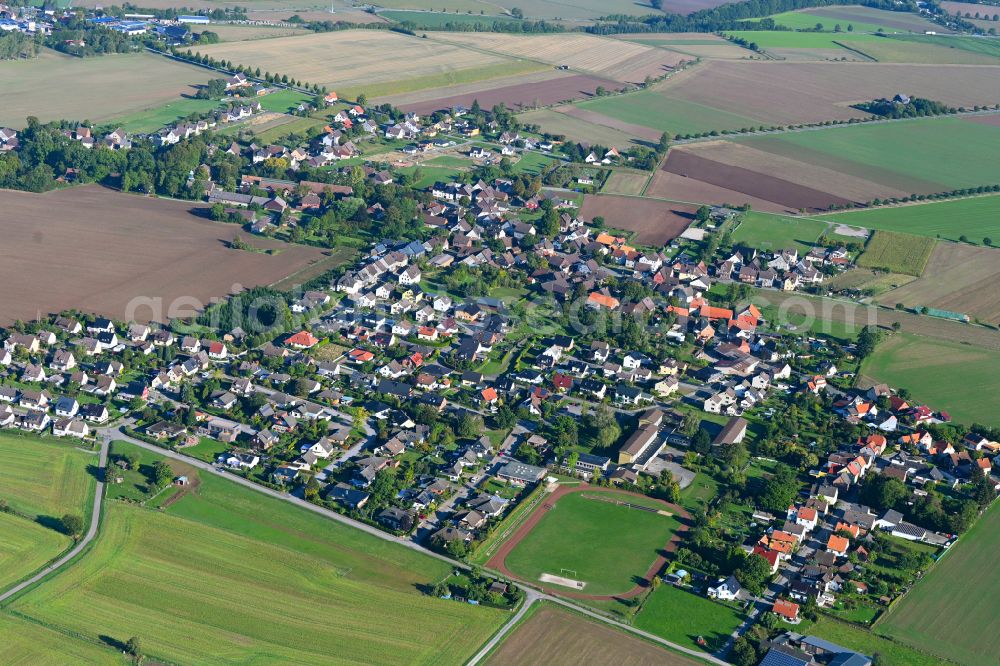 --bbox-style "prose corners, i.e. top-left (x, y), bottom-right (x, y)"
top-left (0, 438), bottom-right (109, 605)
top-left (466, 591), bottom-right (539, 665)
